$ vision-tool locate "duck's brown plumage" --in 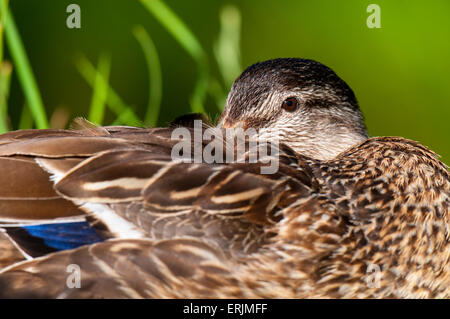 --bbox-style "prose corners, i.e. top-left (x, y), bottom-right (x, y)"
top-left (0, 125), bottom-right (447, 298)
top-left (0, 58), bottom-right (448, 298)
